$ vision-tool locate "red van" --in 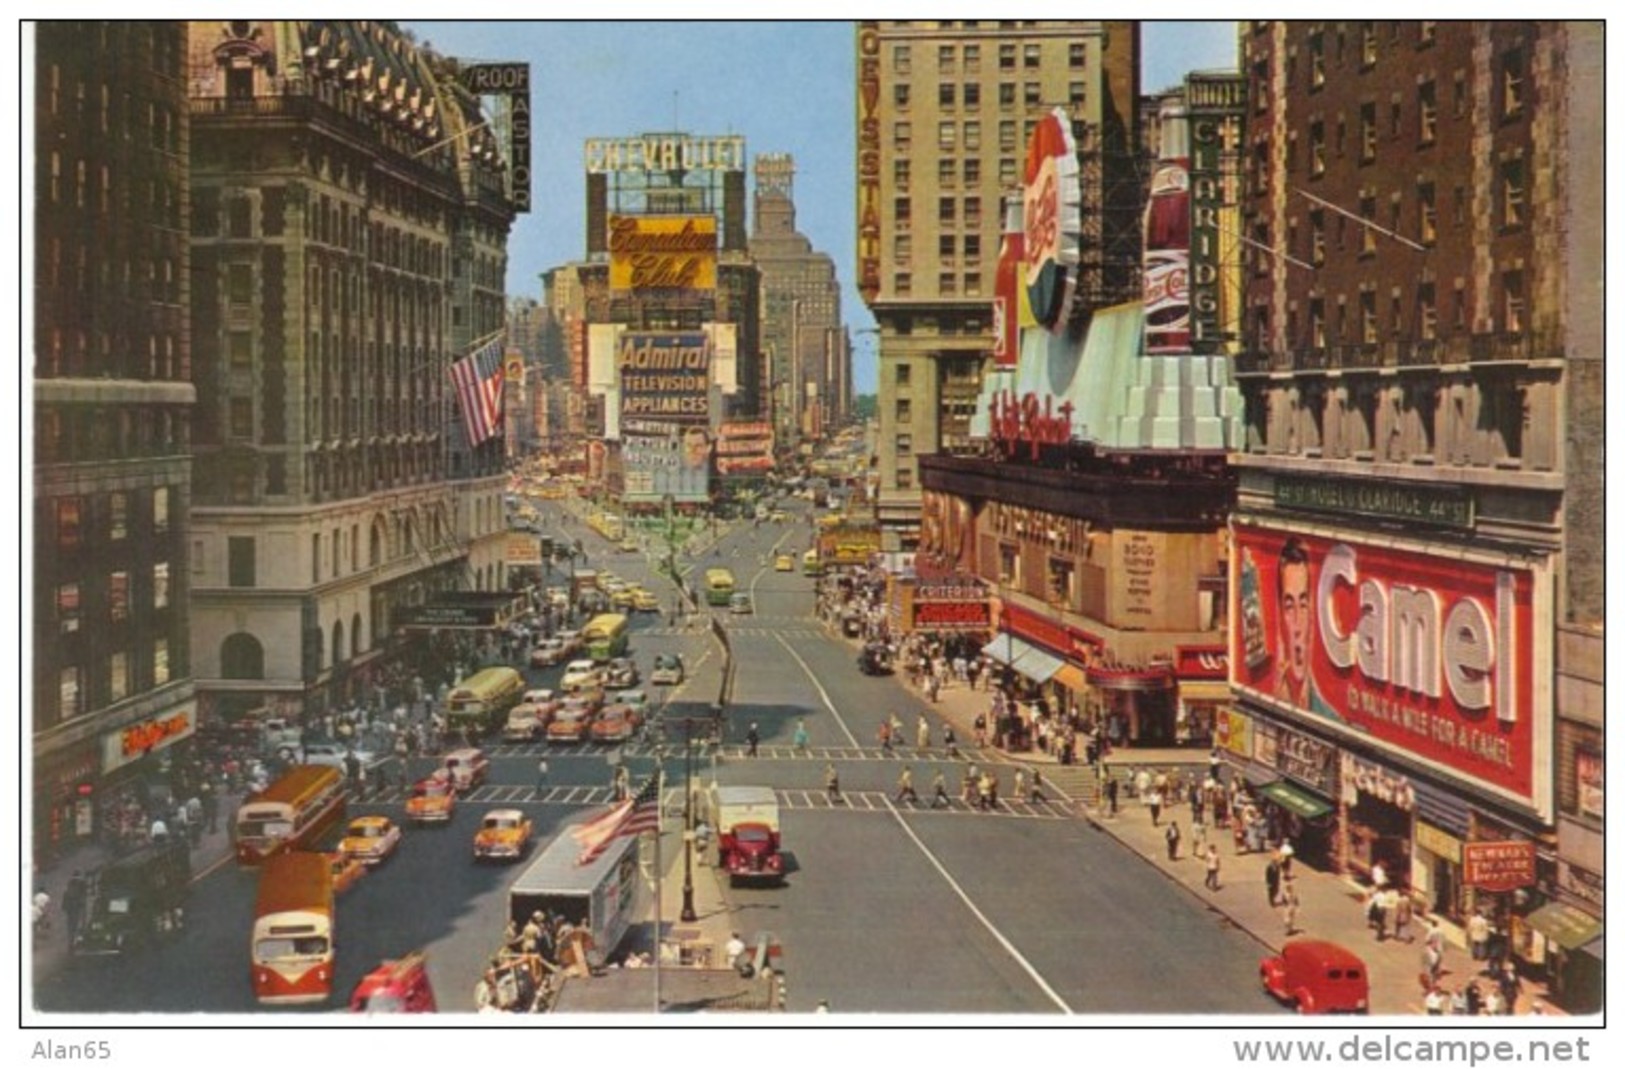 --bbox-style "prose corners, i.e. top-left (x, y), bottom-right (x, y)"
top-left (1260, 939), bottom-right (1370, 1014)
top-left (349, 951), bottom-right (438, 1013)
